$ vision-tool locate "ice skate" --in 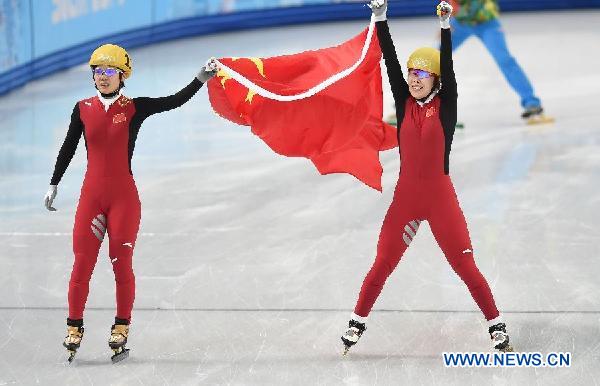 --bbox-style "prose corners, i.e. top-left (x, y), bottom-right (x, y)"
top-left (63, 325), bottom-right (84, 363)
top-left (489, 322), bottom-right (513, 352)
top-left (522, 106), bottom-right (554, 125)
top-left (341, 319), bottom-right (366, 356)
top-left (109, 323), bottom-right (130, 363)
